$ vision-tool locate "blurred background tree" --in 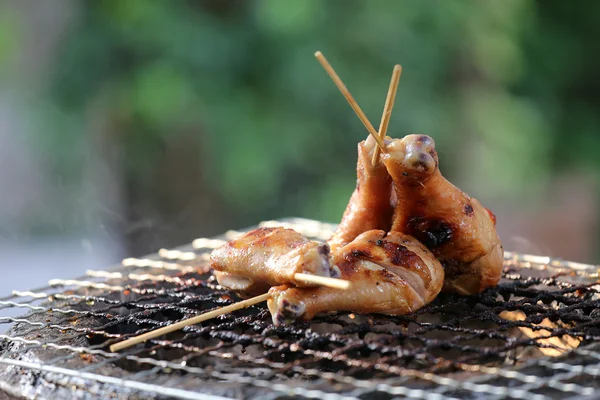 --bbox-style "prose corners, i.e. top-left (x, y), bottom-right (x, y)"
top-left (0, 0), bottom-right (598, 265)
